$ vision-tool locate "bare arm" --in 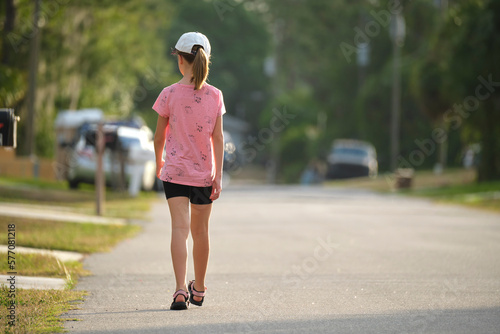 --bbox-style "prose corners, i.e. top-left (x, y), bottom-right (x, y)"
top-left (210, 115), bottom-right (224, 200)
top-left (154, 115), bottom-right (169, 178)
